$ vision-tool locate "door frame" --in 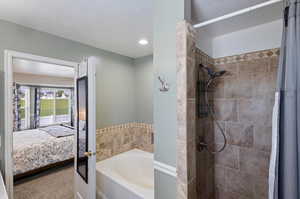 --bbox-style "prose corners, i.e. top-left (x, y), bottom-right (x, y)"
top-left (4, 50), bottom-right (78, 199)
top-left (74, 58), bottom-right (96, 199)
